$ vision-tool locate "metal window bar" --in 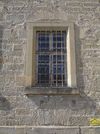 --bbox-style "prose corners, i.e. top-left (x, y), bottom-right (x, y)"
top-left (36, 31), bottom-right (39, 84)
top-left (49, 31), bottom-right (53, 86)
top-left (61, 31), bottom-right (63, 87)
top-left (56, 31), bottom-right (57, 87)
